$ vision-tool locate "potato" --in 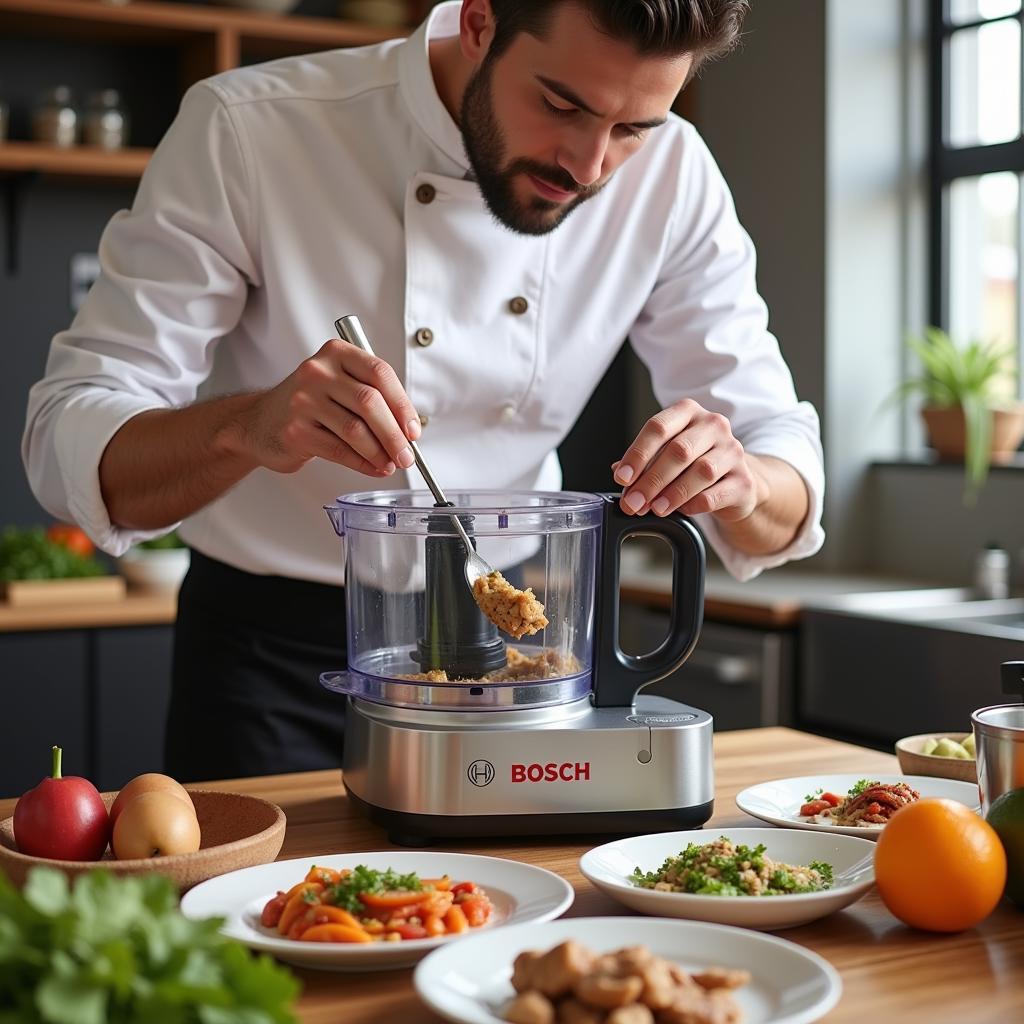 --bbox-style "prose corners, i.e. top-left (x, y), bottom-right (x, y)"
top-left (921, 737), bottom-right (938, 755)
top-left (963, 733), bottom-right (976, 756)
top-left (933, 737), bottom-right (970, 760)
